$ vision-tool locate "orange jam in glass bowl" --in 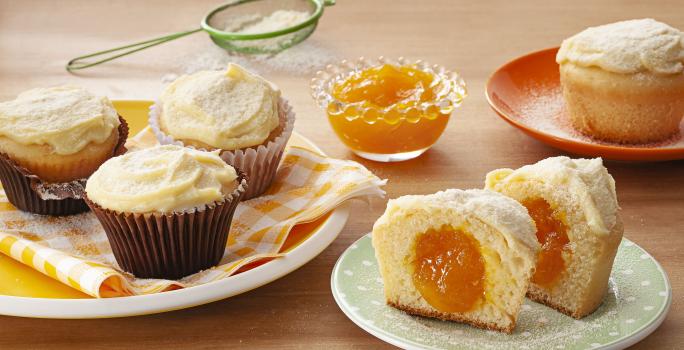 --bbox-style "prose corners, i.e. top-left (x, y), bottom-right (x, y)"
top-left (311, 57), bottom-right (467, 162)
